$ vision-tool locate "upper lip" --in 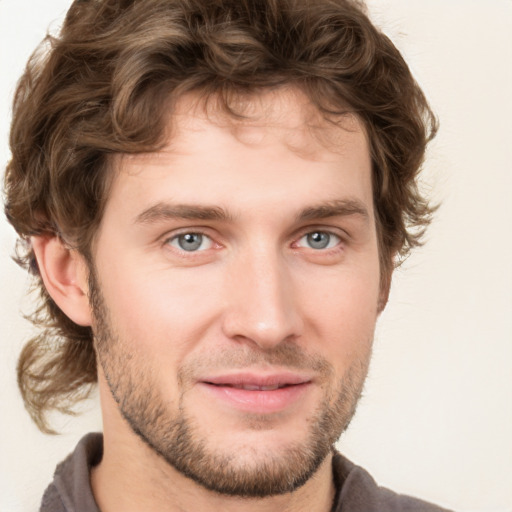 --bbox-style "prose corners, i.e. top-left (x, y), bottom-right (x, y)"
top-left (200, 372), bottom-right (313, 389)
